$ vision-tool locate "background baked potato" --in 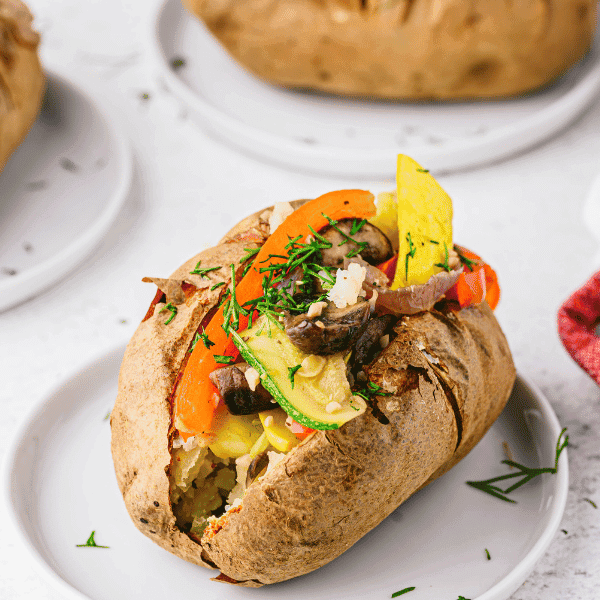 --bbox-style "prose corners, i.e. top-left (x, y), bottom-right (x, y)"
top-left (183, 0), bottom-right (597, 100)
top-left (111, 201), bottom-right (516, 586)
top-left (0, 0), bottom-right (43, 173)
